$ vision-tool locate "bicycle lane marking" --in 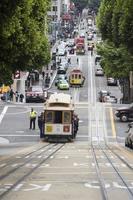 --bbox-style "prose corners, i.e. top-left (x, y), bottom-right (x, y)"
top-left (0, 106), bottom-right (8, 124)
top-left (0, 106), bottom-right (9, 144)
